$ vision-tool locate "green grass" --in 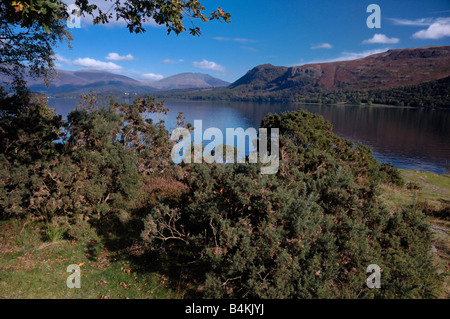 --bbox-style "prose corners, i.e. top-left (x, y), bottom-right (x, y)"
top-left (399, 169), bottom-right (450, 201)
top-left (380, 169), bottom-right (450, 213)
top-left (0, 219), bottom-right (179, 299)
